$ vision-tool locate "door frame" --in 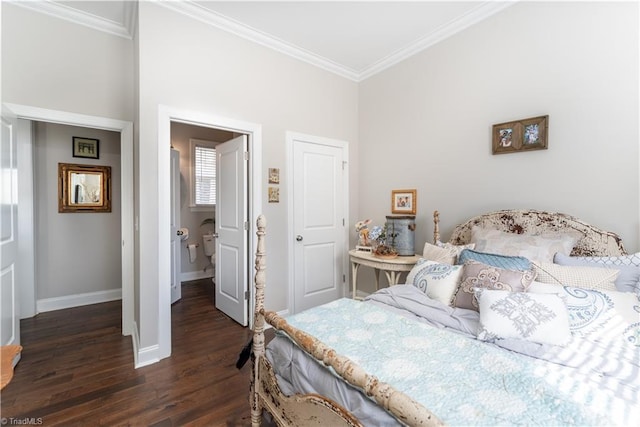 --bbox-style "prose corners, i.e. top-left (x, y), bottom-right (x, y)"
top-left (2, 103), bottom-right (135, 336)
top-left (157, 105), bottom-right (262, 357)
top-left (285, 131), bottom-right (349, 314)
